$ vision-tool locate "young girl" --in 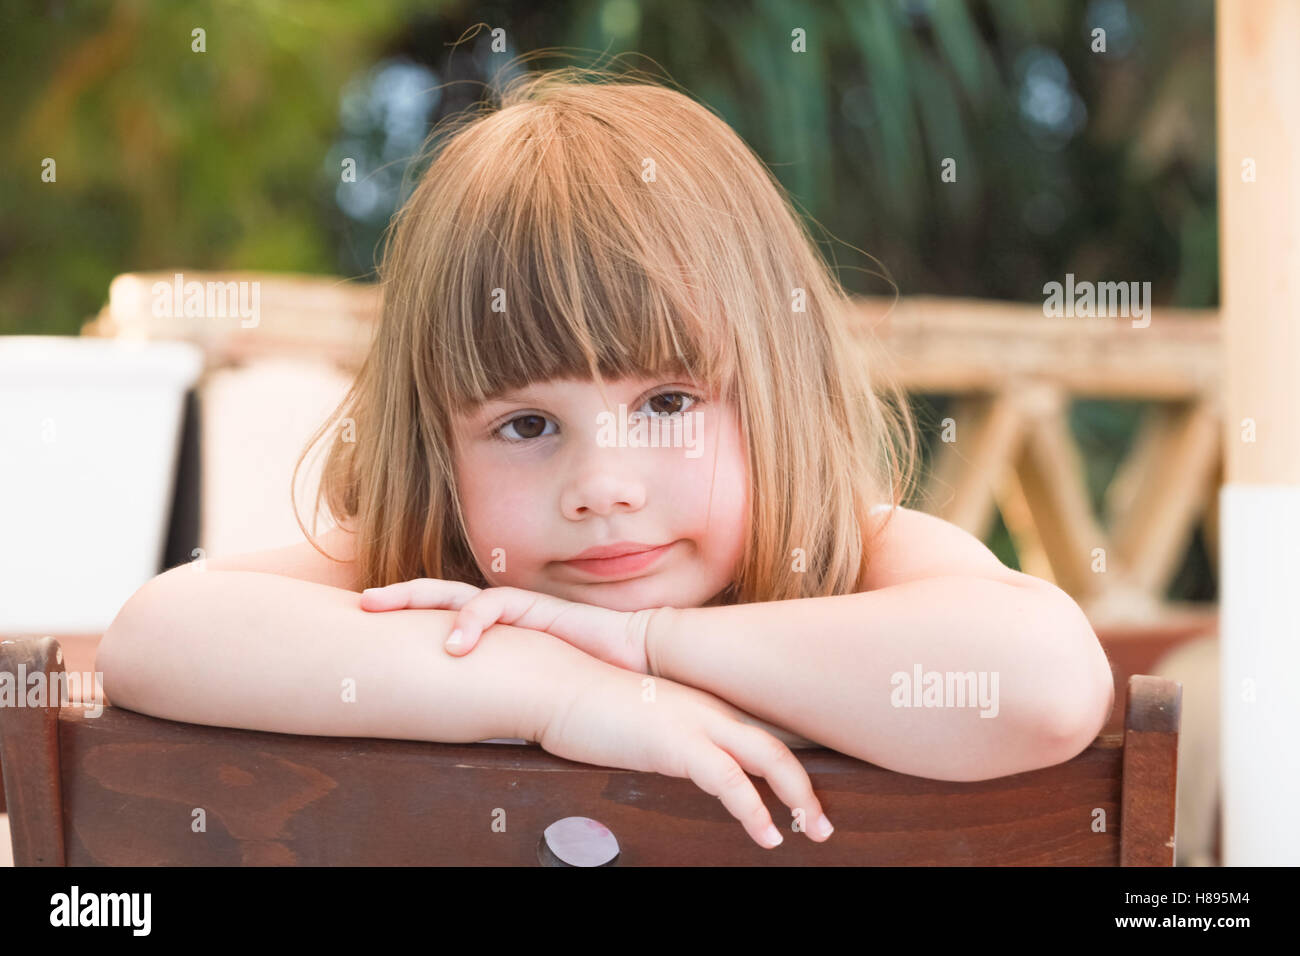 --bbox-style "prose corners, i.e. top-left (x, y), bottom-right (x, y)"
top-left (98, 67), bottom-right (1115, 853)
